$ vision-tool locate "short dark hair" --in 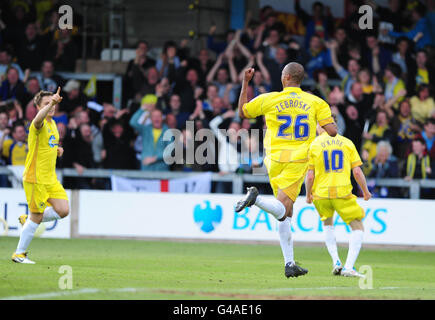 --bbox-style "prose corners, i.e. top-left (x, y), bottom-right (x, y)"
top-left (163, 40), bottom-right (177, 53)
top-left (12, 120), bottom-right (25, 133)
top-left (413, 137), bottom-right (426, 146)
top-left (425, 118), bottom-right (435, 126)
top-left (27, 76), bottom-right (38, 83)
top-left (313, 68), bottom-right (327, 82)
top-left (417, 84), bottom-right (429, 94)
top-left (385, 62), bottom-right (402, 78)
top-left (136, 40), bottom-right (149, 48)
top-left (6, 66), bottom-right (19, 75)
top-left (33, 90), bottom-right (53, 107)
